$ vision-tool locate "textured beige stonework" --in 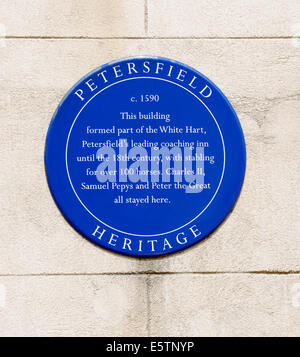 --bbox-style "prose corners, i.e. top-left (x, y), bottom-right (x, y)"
top-left (0, 1), bottom-right (299, 336)
top-left (149, 274), bottom-right (300, 336)
top-left (1, 39), bottom-right (299, 99)
top-left (0, 0), bottom-right (145, 37)
top-left (0, 275), bottom-right (147, 336)
top-left (0, 274), bottom-right (299, 336)
top-left (148, 0), bottom-right (300, 37)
